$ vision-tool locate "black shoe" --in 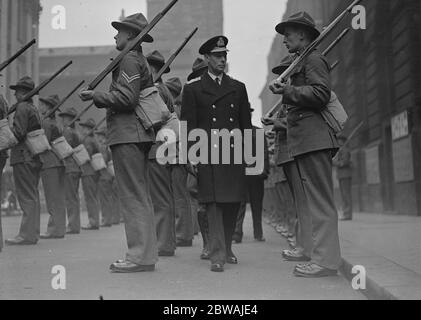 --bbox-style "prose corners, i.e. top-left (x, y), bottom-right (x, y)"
top-left (110, 260), bottom-right (155, 273)
top-left (200, 250), bottom-right (210, 260)
top-left (5, 237), bottom-right (37, 246)
top-left (176, 239), bottom-right (193, 247)
top-left (211, 263), bottom-right (224, 272)
top-left (226, 255), bottom-right (238, 265)
top-left (66, 229), bottom-right (80, 235)
top-left (159, 251), bottom-right (175, 257)
top-left (293, 263), bottom-right (338, 278)
top-left (282, 249), bottom-right (311, 262)
top-left (40, 233), bottom-right (64, 239)
top-left (82, 225), bottom-right (99, 230)
top-left (101, 223), bottom-right (112, 228)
